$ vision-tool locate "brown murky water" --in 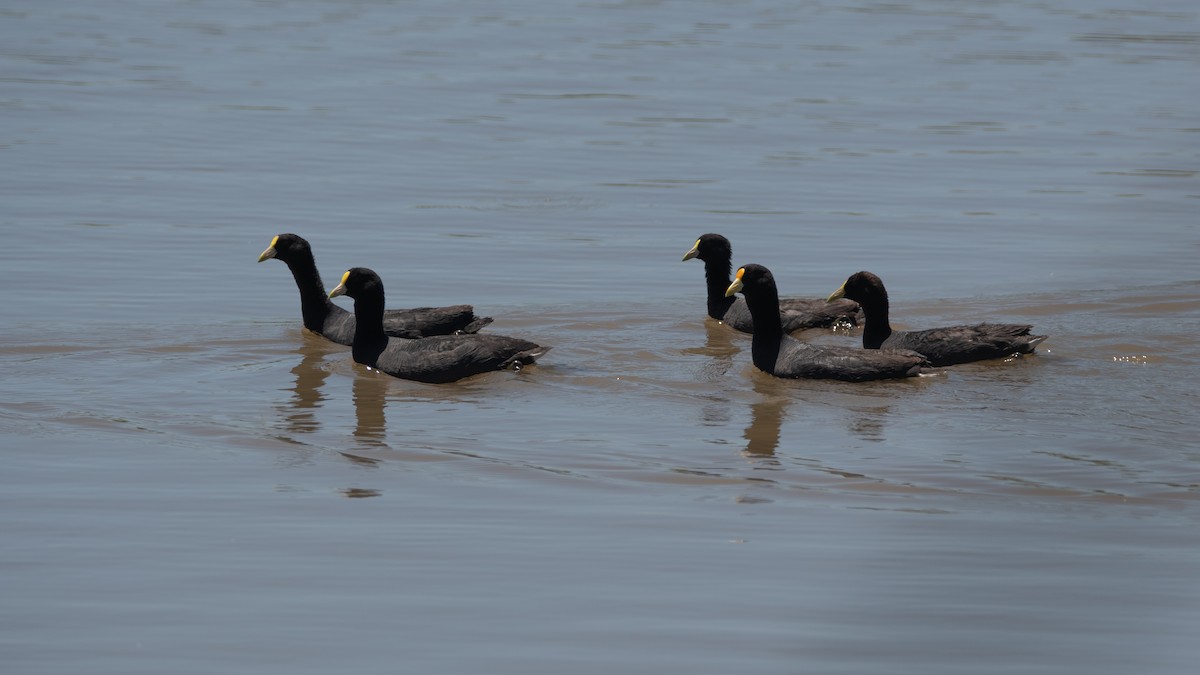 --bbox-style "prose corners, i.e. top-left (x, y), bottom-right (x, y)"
top-left (2, 1), bottom-right (1198, 673)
